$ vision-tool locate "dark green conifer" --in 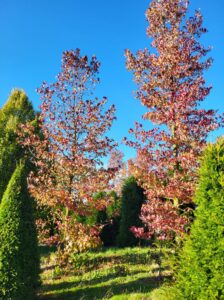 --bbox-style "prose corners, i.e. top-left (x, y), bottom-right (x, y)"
top-left (117, 176), bottom-right (145, 247)
top-left (84, 191), bottom-right (121, 247)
